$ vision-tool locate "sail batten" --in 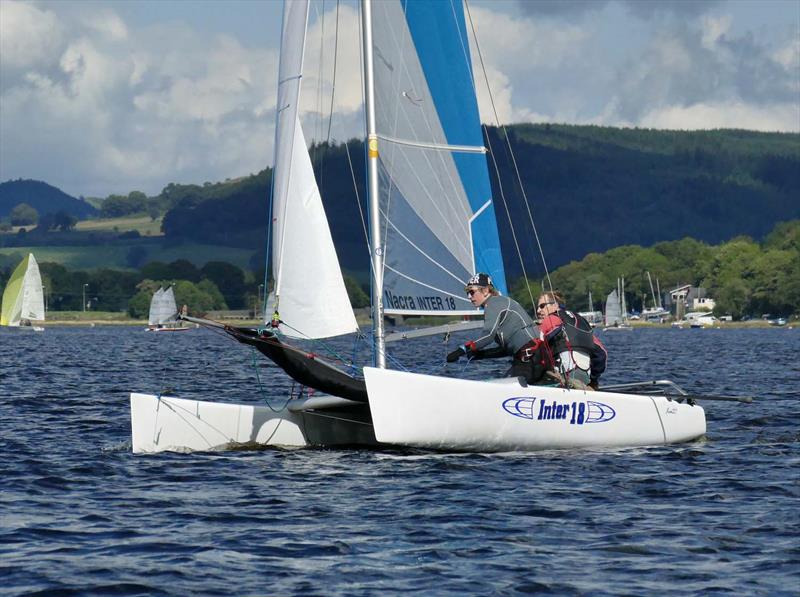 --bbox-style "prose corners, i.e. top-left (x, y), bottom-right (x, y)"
top-left (376, 134), bottom-right (487, 153)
